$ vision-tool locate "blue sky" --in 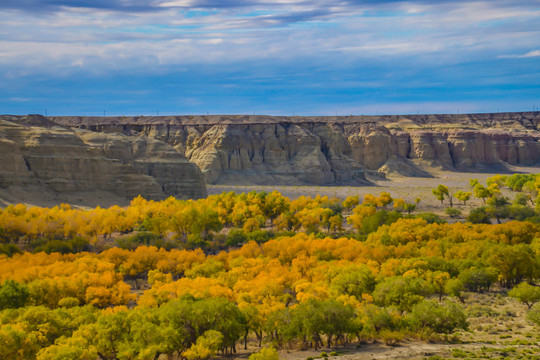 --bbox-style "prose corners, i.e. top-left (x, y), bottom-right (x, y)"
top-left (1, 0), bottom-right (540, 116)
